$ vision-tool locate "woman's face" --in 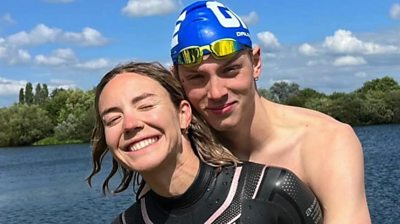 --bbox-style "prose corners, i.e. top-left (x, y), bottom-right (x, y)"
top-left (98, 72), bottom-right (189, 173)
